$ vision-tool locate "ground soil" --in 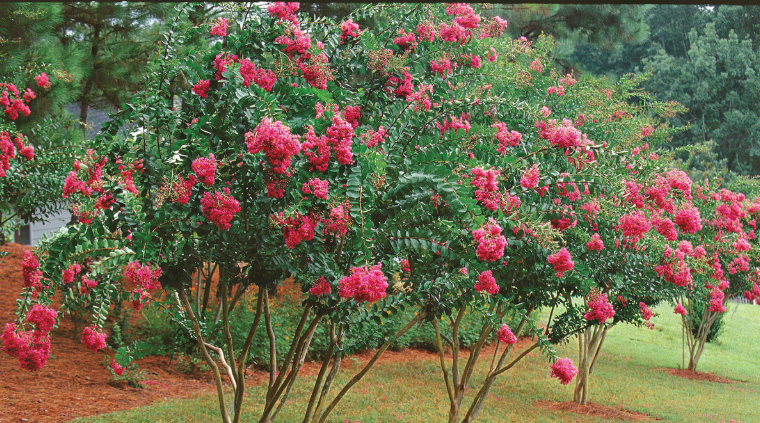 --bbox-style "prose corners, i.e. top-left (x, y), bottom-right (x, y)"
top-left (536, 400), bottom-right (662, 421)
top-left (1, 242), bottom-right (667, 423)
top-left (658, 367), bottom-right (743, 384)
